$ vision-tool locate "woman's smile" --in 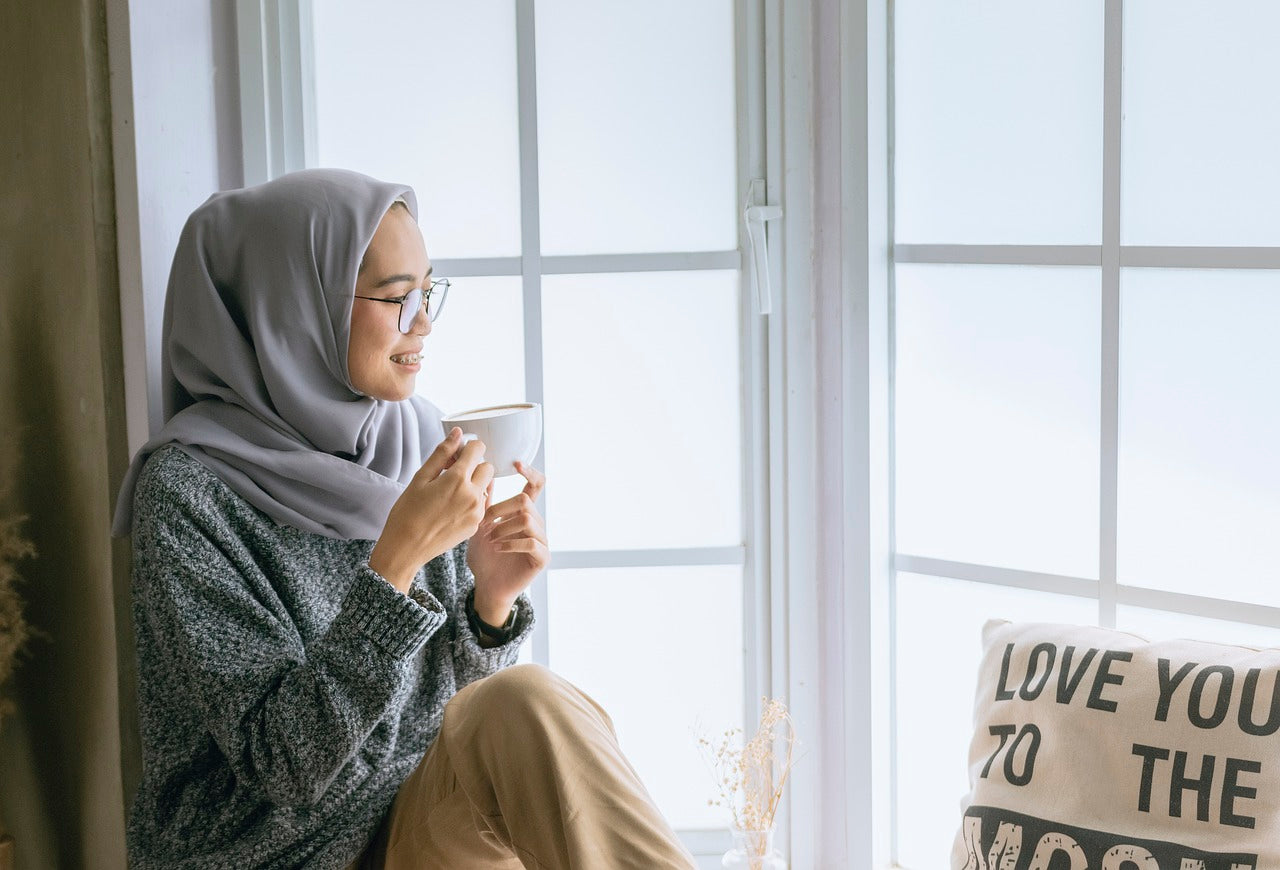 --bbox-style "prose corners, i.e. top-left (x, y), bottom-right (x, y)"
top-left (390, 350), bottom-right (423, 367)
